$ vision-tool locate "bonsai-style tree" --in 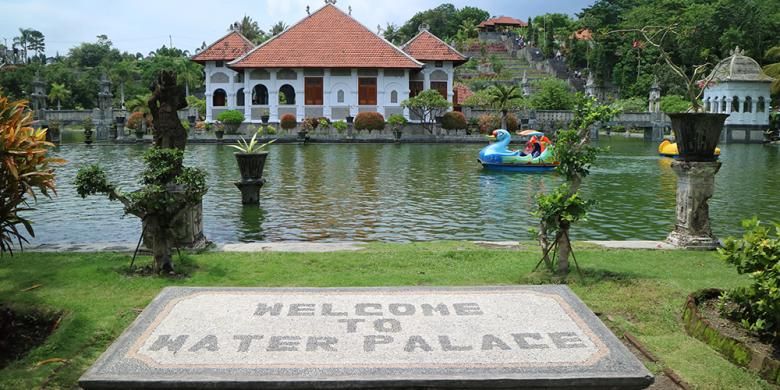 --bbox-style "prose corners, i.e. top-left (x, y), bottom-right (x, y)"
top-left (280, 114), bottom-right (297, 130)
top-left (402, 90), bottom-right (451, 134)
top-left (75, 70), bottom-right (207, 274)
top-left (354, 112), bottom-right (385, 133)
top-left (0, 97), bottom-right (62, 254)
top-left (441, 111), bottom-right (467, 134)
top-left (533, 95), bottom-right (619, 275)
top-left (387, 113), bottom-right (407, 133)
